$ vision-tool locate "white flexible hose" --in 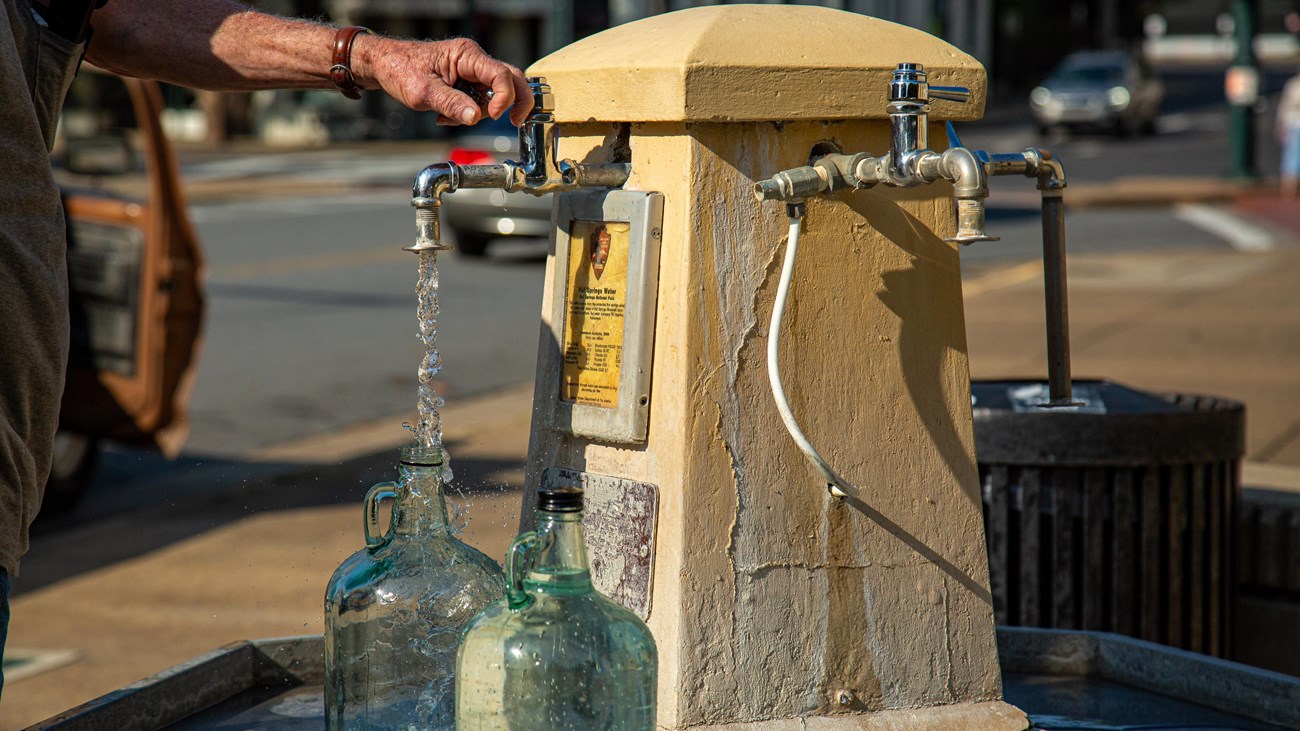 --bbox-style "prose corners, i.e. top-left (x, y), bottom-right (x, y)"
top-left (767, 214), bottom-right (858, 500)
